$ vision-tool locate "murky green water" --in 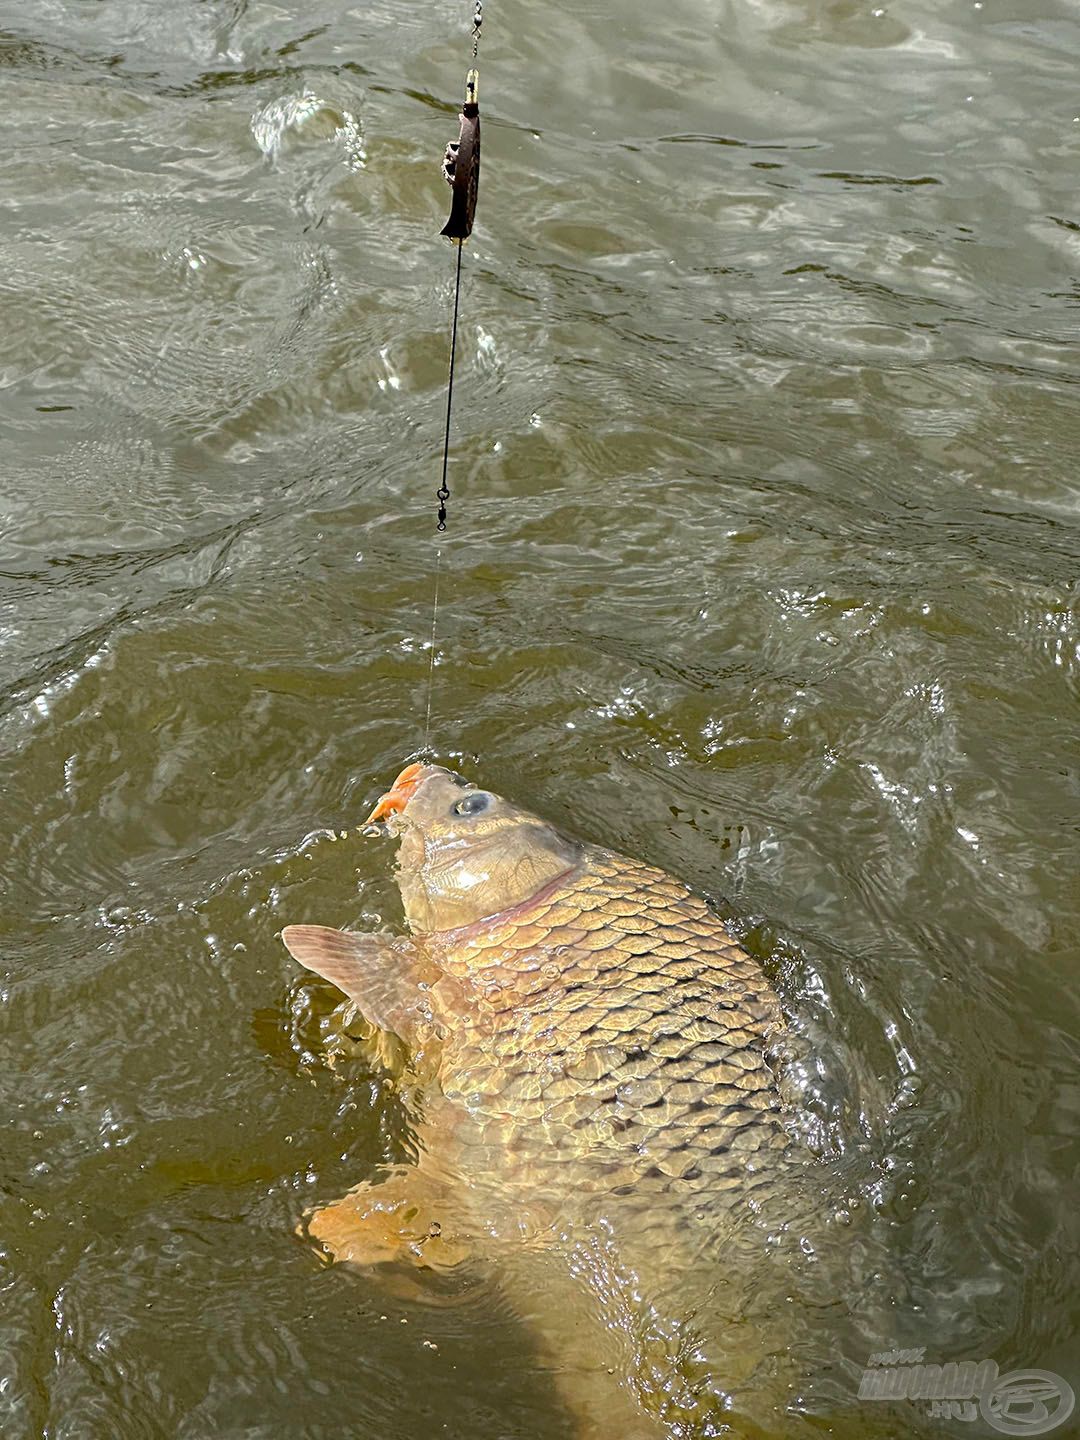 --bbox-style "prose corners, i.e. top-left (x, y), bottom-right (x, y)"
top-left (1, 0), bottom-right (1078, 1435)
